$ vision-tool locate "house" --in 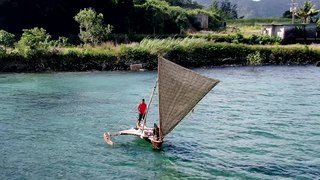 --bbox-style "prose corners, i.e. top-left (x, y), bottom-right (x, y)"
top-left (261, 24), bottom-right (319, 43)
